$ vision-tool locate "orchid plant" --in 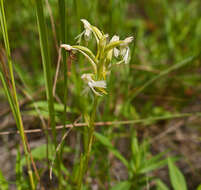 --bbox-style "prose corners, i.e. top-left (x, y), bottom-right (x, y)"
top-left (61, 19), bottom-right (133, 189)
